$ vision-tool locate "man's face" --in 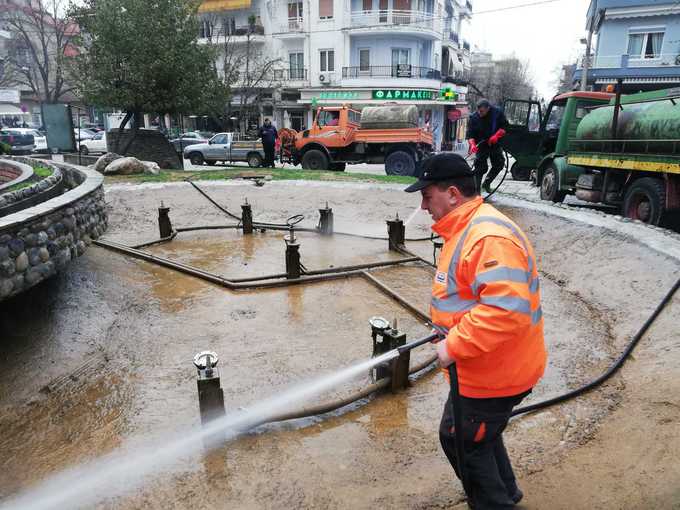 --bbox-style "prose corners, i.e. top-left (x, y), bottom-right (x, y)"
top-left (265, 119), bottom-right (271, 126)
top-left (477, 106), bottom-right (490, 117)
top-left (420, 184), bottom-right (458, 222)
